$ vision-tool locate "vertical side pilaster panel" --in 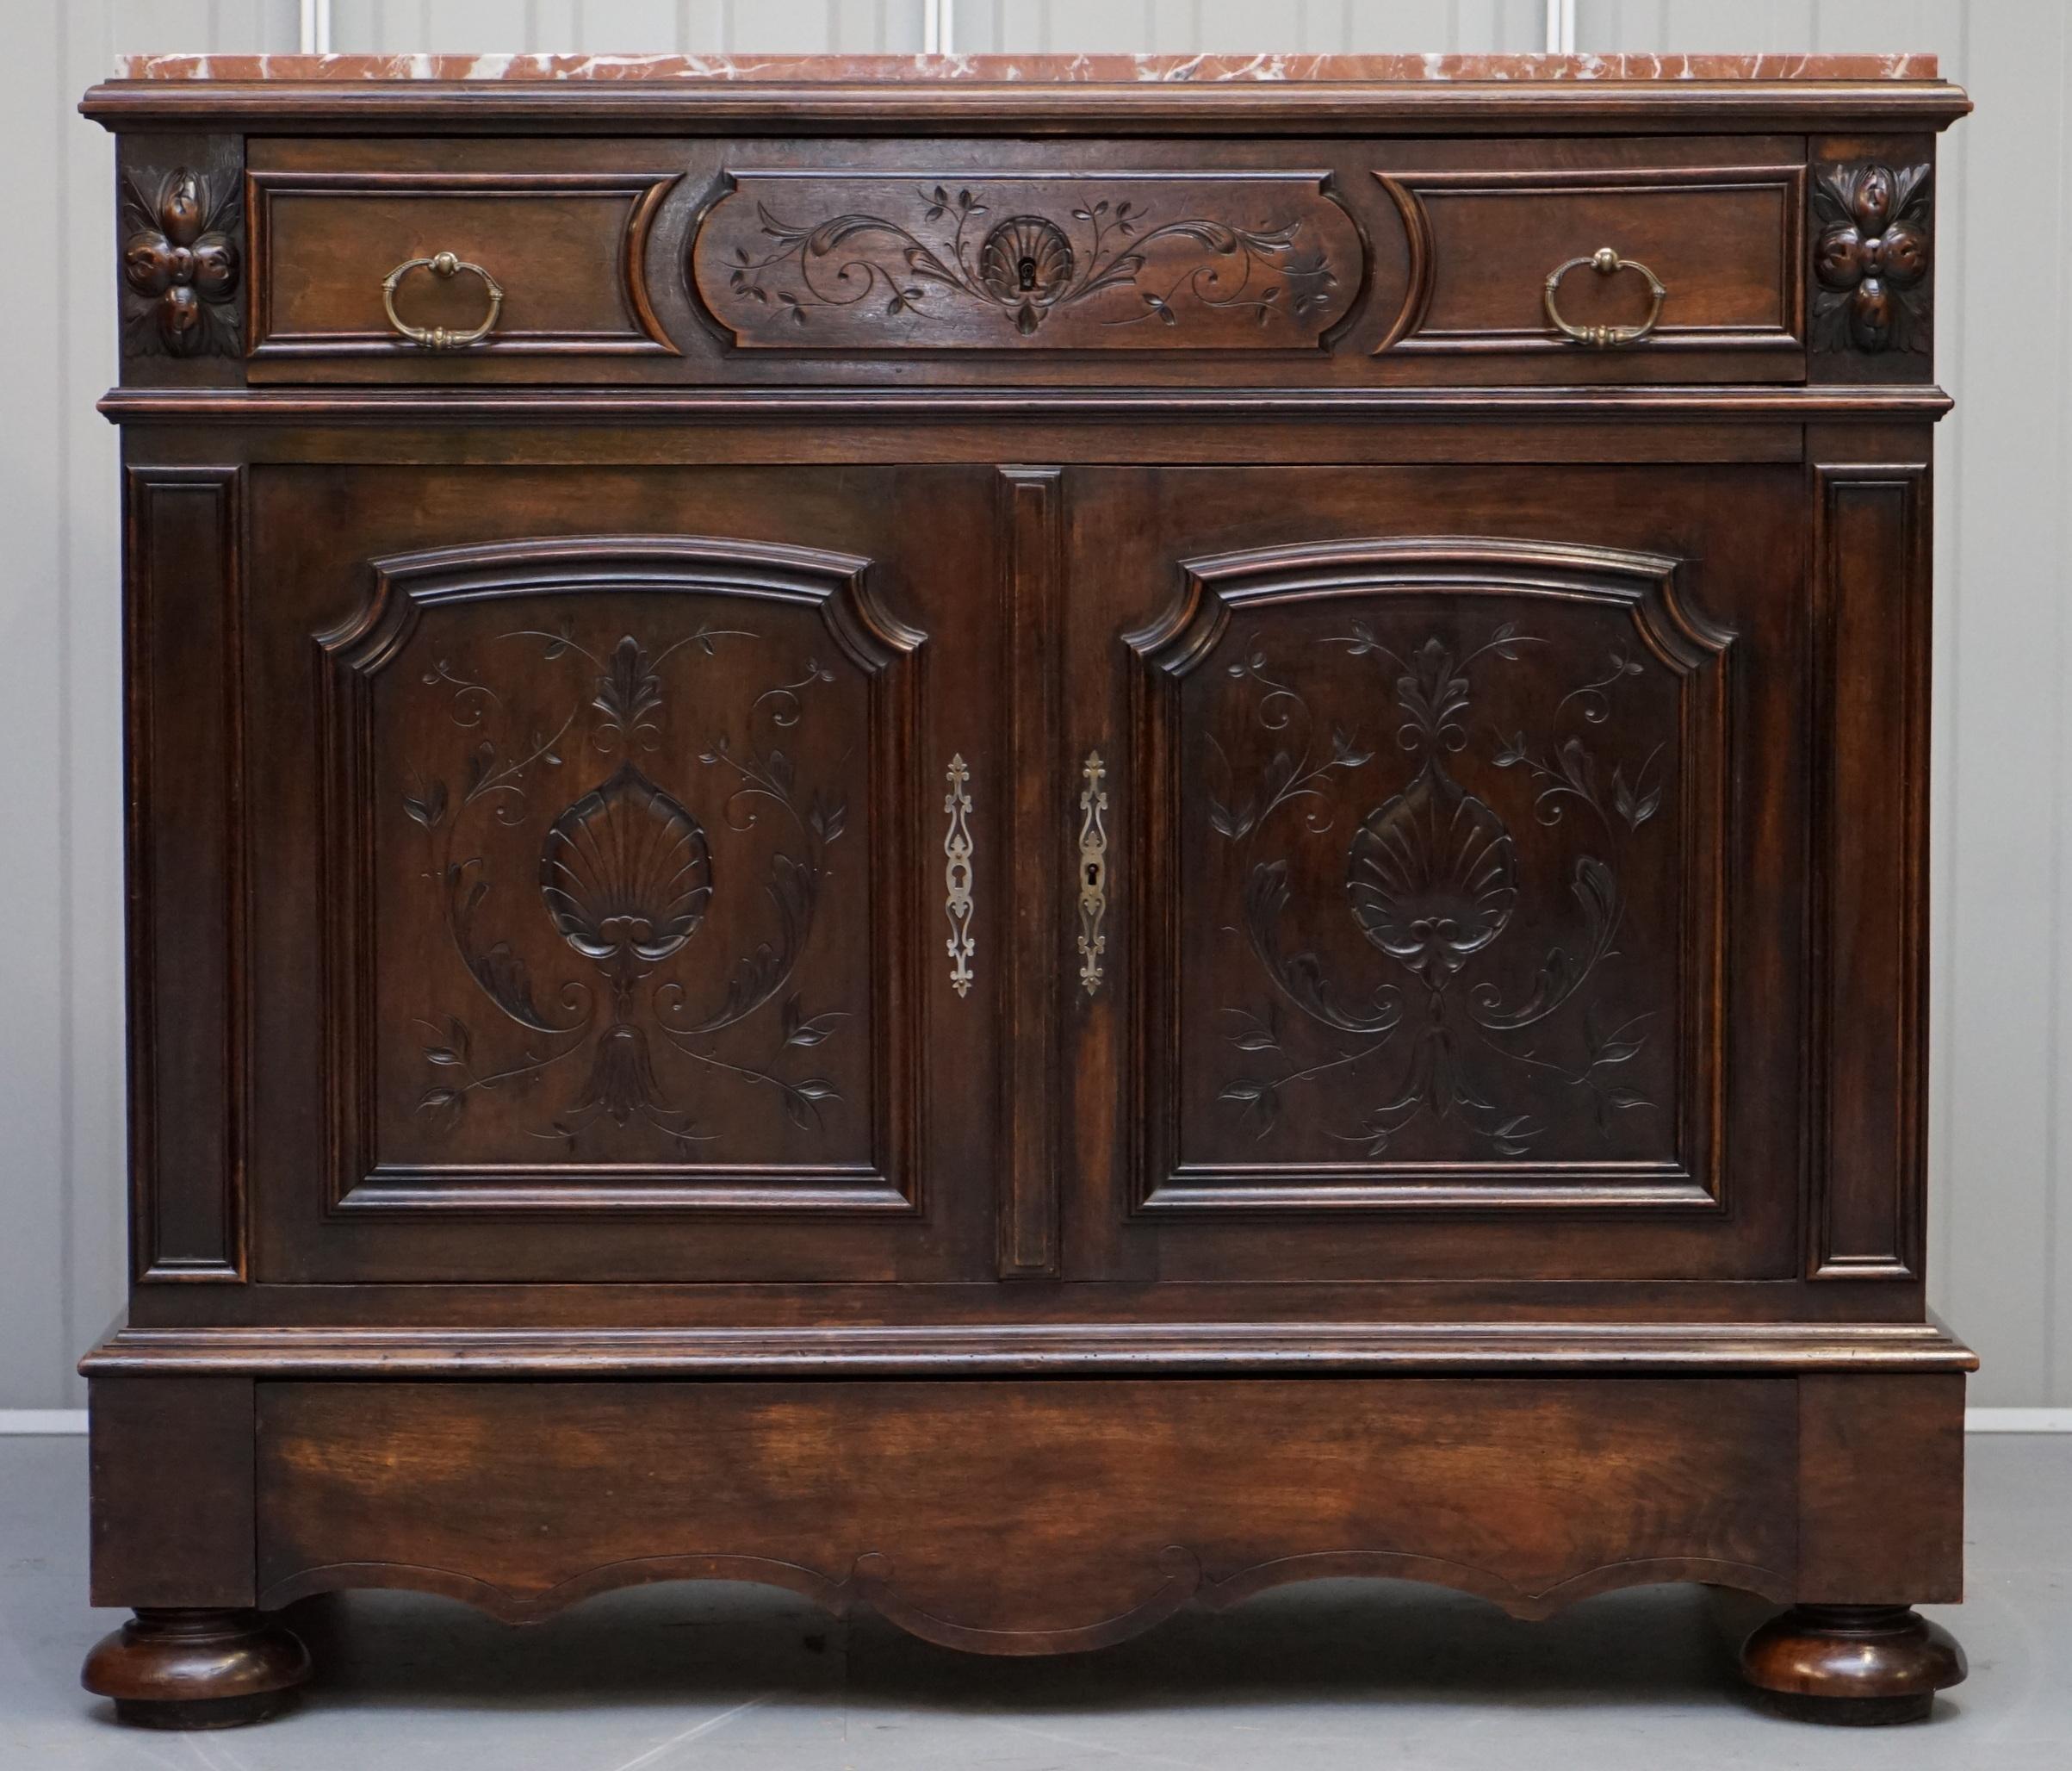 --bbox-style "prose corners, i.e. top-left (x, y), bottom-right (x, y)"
top-left (1808, 463), bottom-right (1929, 1280)
top-left (997, 468), bottom-right (1064, 1277)
top-left (127, 466), bottom-right (245, 1283)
